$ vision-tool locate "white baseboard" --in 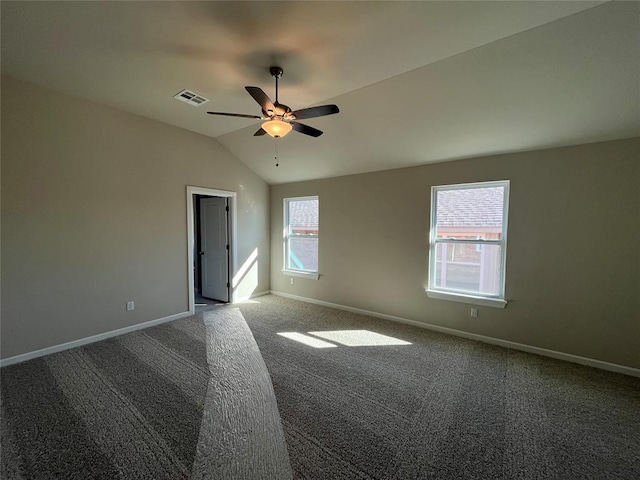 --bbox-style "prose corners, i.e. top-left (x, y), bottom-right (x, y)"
top-left (0, 311), bottom-right (192, 368)
top-left (271, 291), bottom-right (640, 378)
top-left (234, 290), bottom-right (271, 303)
